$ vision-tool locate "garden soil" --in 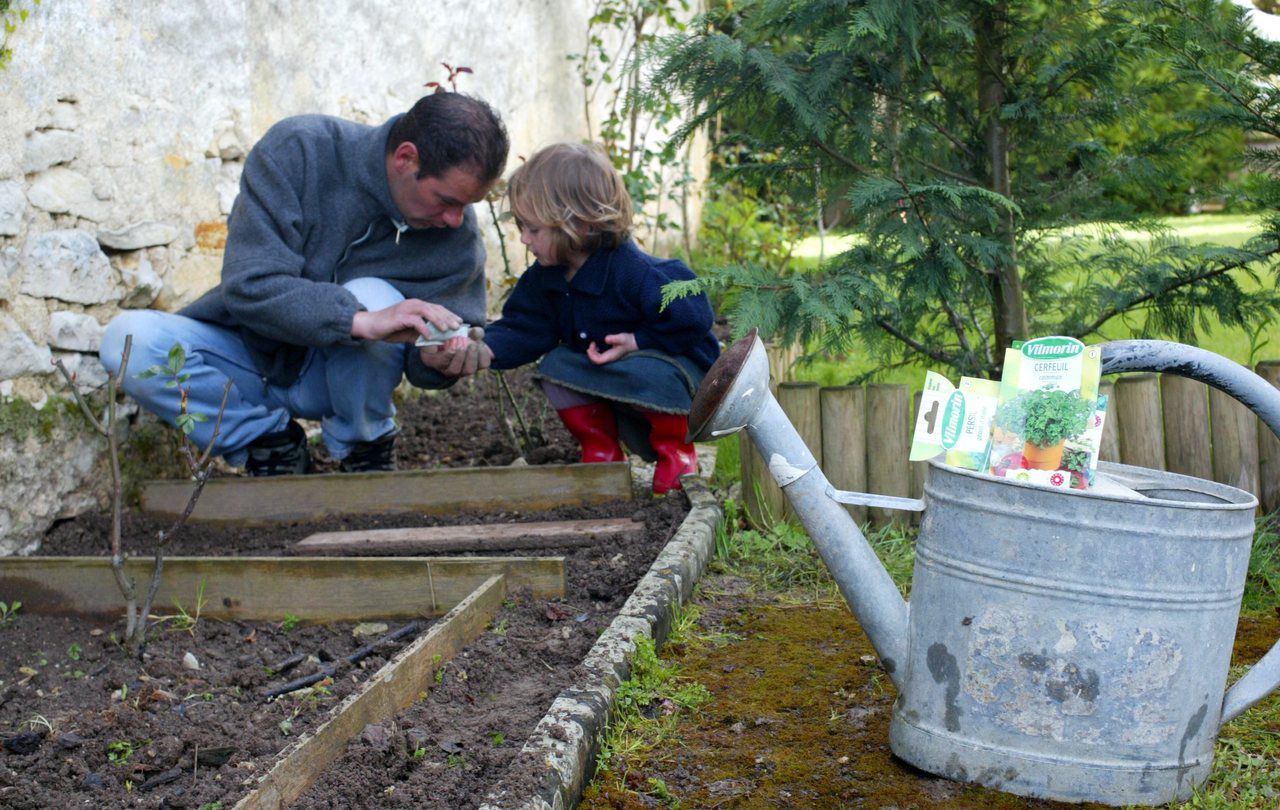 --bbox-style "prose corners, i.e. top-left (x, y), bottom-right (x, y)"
top-left (1, 369), bottom-right (691, 808)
